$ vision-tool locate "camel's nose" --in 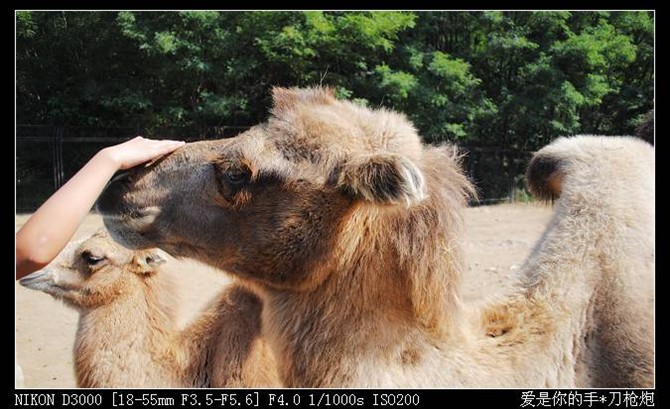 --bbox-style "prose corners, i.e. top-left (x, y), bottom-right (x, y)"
top-left (19, 269), bottom-right (53, 290)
